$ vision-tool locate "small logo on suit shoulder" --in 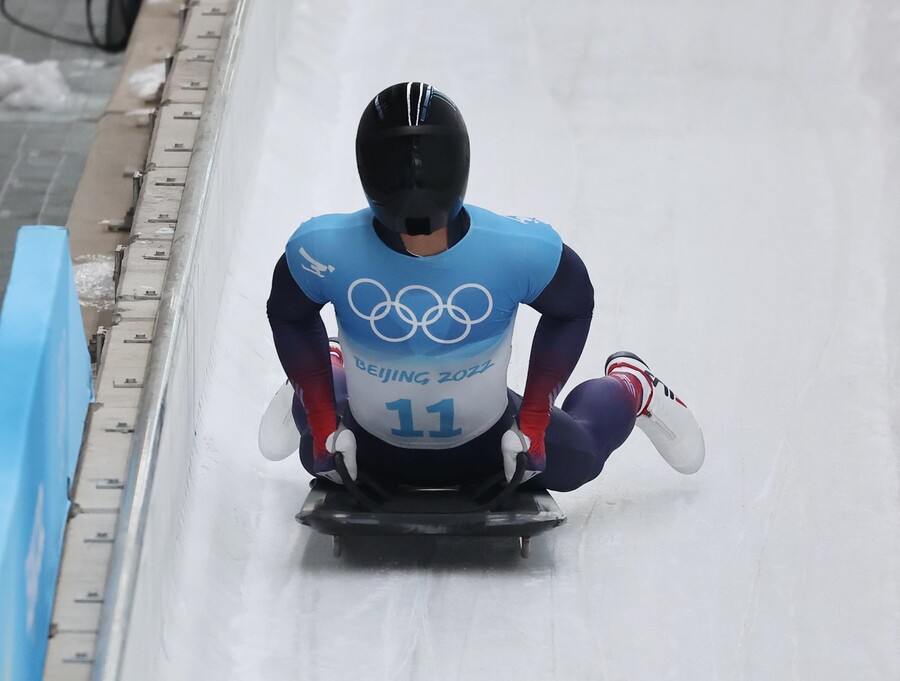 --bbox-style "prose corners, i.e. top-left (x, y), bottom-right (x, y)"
top-left (299, 247), bottom-right (335, 278)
